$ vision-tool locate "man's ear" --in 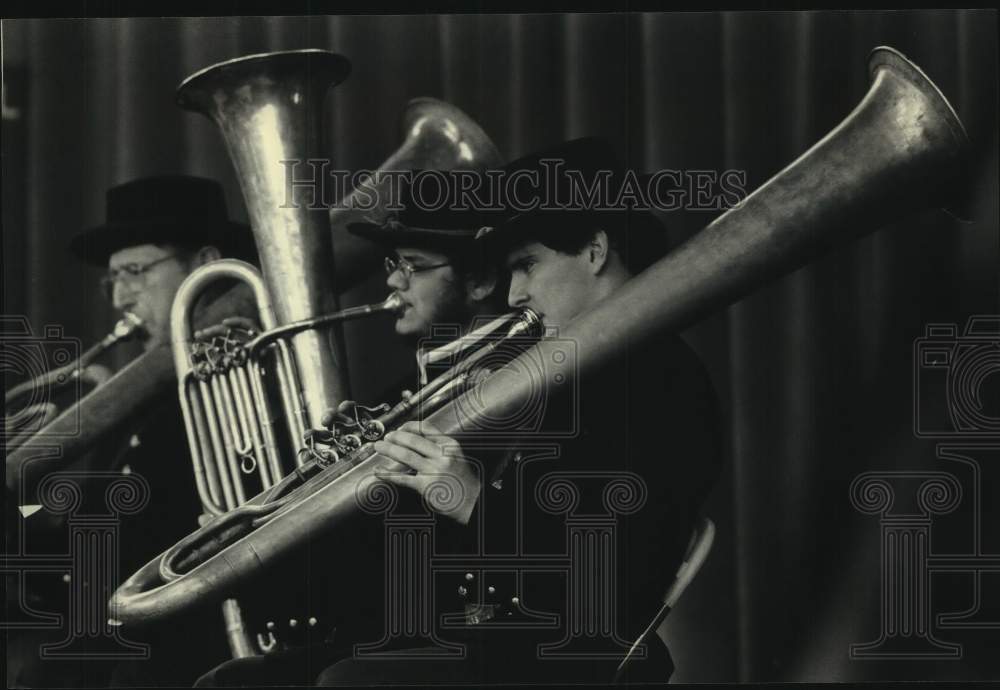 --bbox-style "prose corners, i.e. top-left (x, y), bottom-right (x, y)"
top-left (588, 229), bottom-right (610, 274)
top-left (192, 245), bottom-right (223, 268)
top-left (465, 268), bottom-right (498, 304)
